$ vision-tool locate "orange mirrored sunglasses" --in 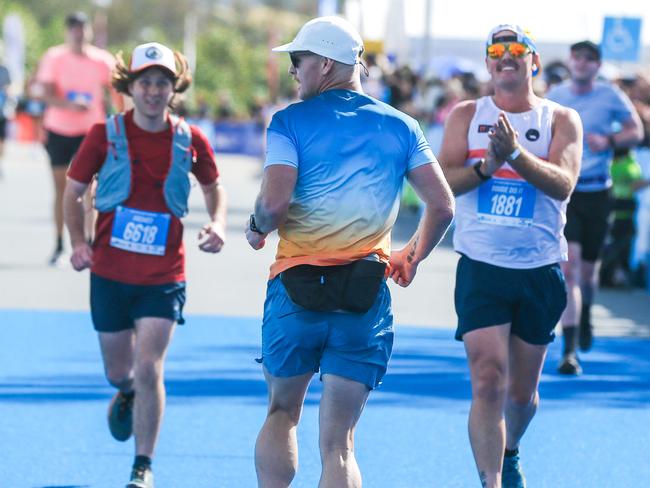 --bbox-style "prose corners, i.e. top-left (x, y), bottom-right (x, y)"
top-left (486, 42), bottom-right (530, 59)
